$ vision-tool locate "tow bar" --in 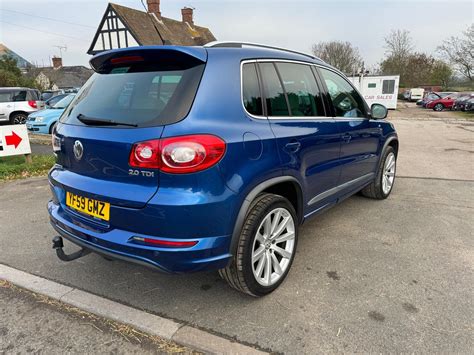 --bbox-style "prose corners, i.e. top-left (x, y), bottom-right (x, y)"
top-left (52, 236), bottom-right (91, 262)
